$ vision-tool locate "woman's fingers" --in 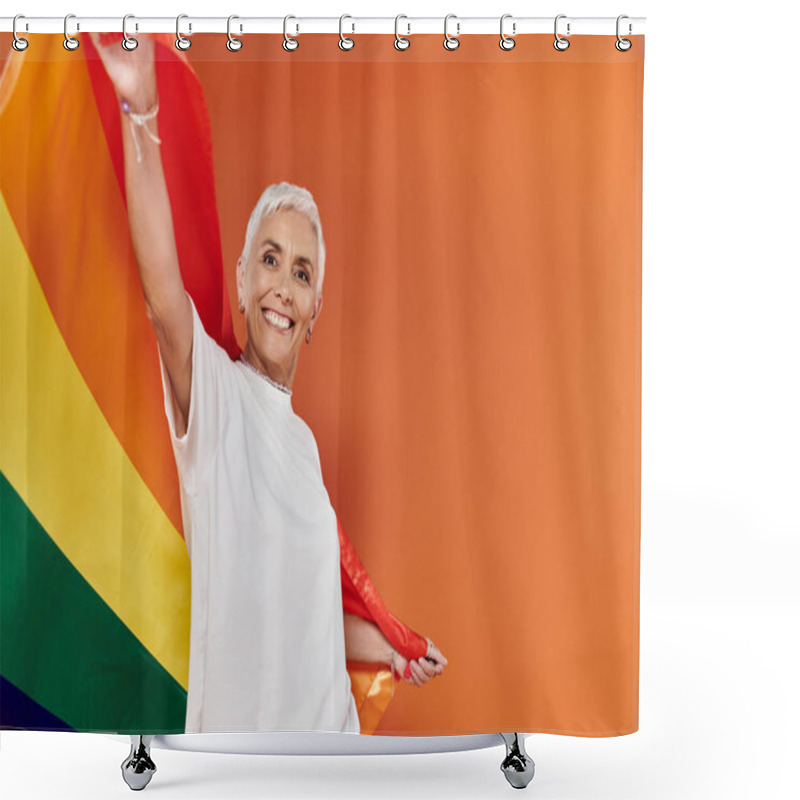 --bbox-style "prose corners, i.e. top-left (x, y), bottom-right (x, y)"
top-left (408, 660), bottom-right (427, 687)
top-left (89, 29), bottom-right (155, 58)
top-left (417, 657), bottom-right (437, 679)
top-left (391, 645), bottom-right (448, 688)
top-left (87, 31), bottom-right (157, 107)
top-left (97, 31), bottom-right (119, 48)
top-left (428, 643), bottom-right (448, 667)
